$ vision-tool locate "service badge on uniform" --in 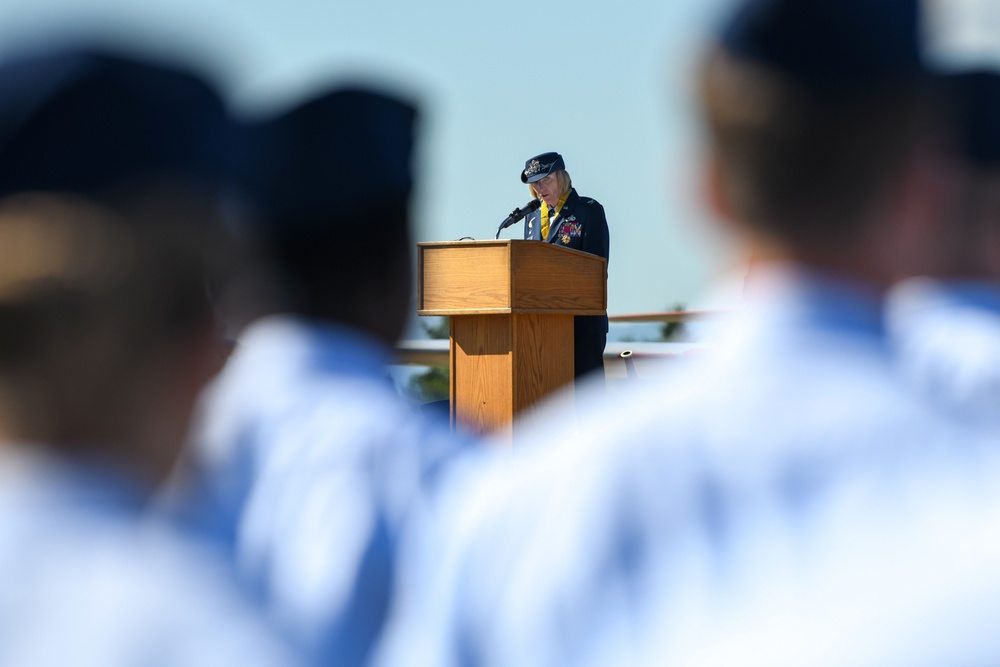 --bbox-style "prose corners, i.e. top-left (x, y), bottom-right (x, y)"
top-left (560, 233), bottom-right (571, 244)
